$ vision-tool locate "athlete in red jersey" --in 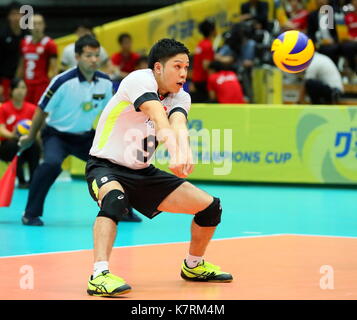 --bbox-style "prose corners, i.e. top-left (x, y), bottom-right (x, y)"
top-left (191, 19), bottom-right (216, 102)
top-left (345, 0), bottom-right (357, 39)
top-left (207, 61), bottom-right (246, 104)
top-left (17, 14), bottom-right (58, 105)
top-left (0, 79), bottom-right (40, 188)
top-left (341, 0), bottom-right (357, 74)
top-left (110, 33), bottom-right (140, 80)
